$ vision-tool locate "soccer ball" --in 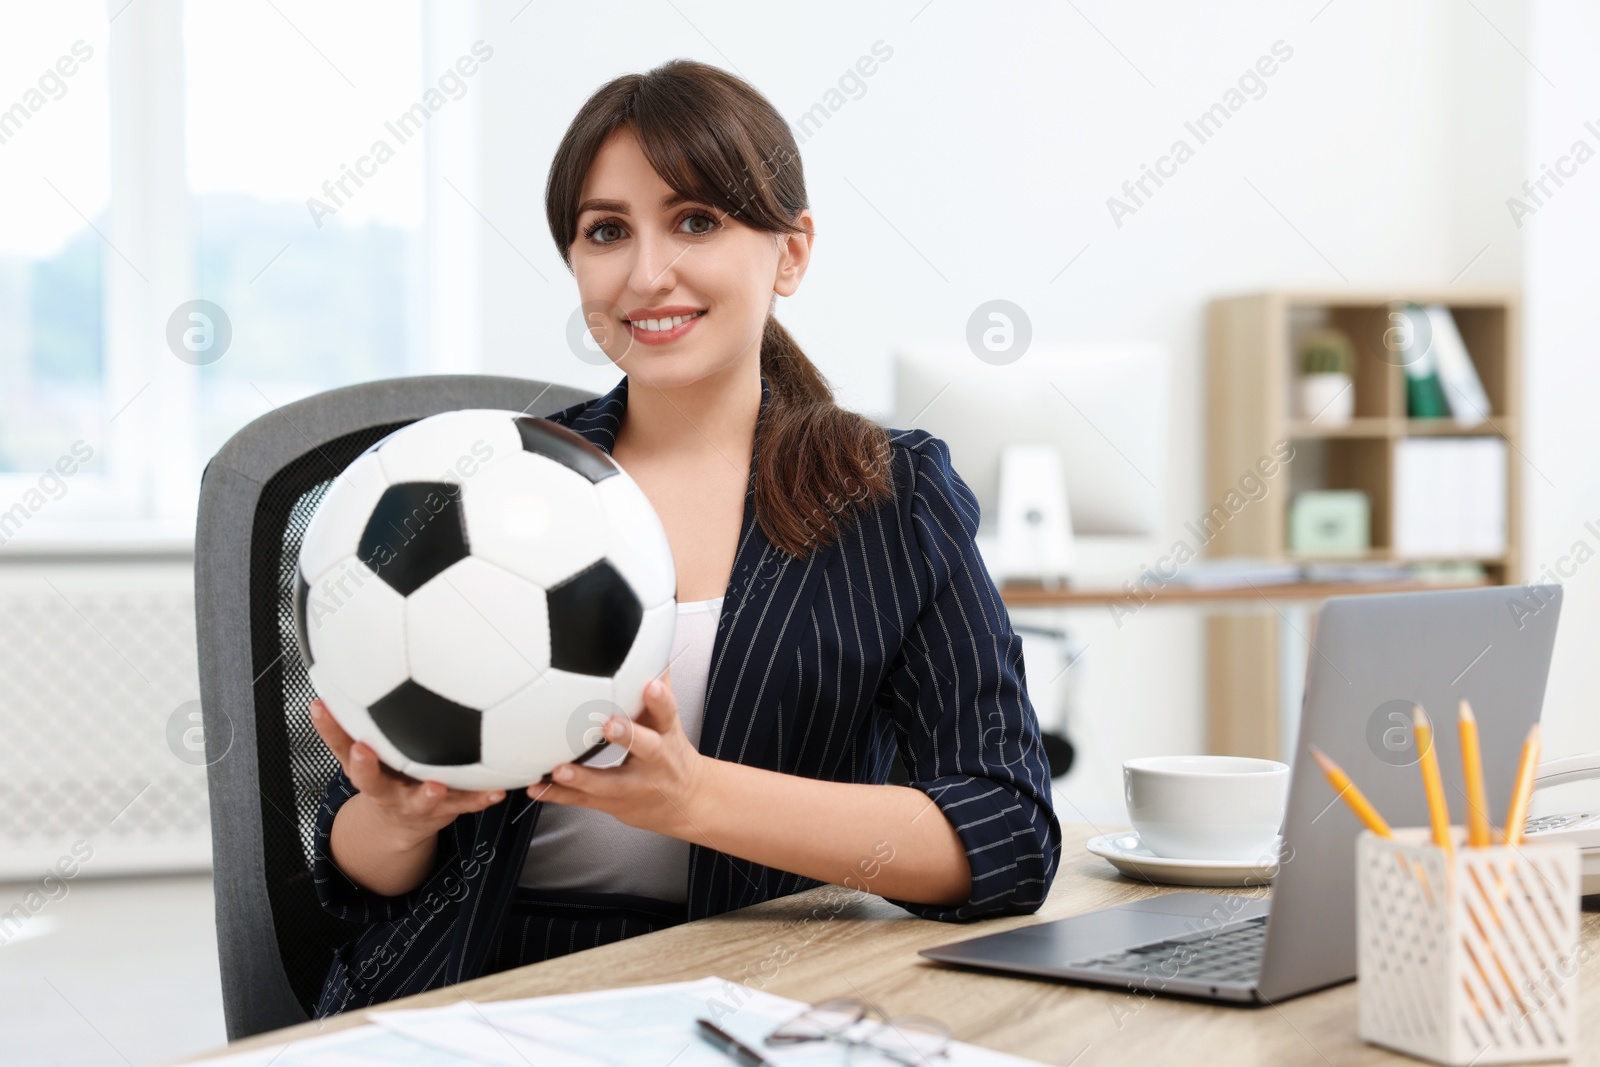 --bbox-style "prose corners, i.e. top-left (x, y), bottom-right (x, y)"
top-left (291, 408), bottom-right (677, 790)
